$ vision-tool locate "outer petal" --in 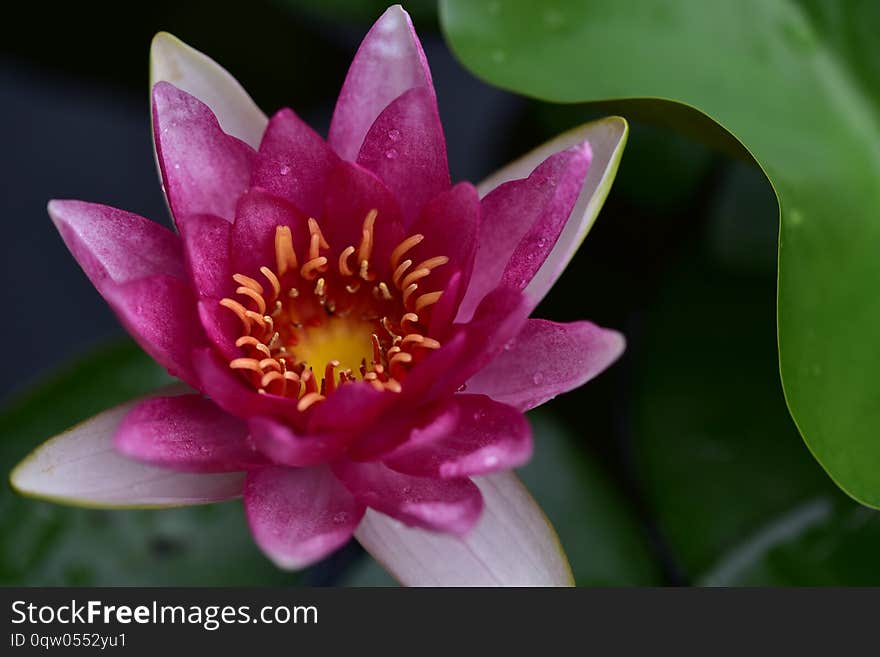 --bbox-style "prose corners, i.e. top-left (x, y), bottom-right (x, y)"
top-left (355, 472), bottom-right (574, 586)
top-left (465, 319), bottom-right (626, 412)
top-left (334, 461), bottom-right (482, 535)
top-left (115, 394), bottom-right (266, 472)
top-left (103, 276), bottom-right (204, 387)
top-left (49, 200), bottom-right (186, 284)
top-left (244, 465), bottom-right (364, 570)
top-left (477, 117), bottom-right (628, 311)
top-left (152, 82), bottom-right (255, 224)
top-left (329, 4), bottom-right (435, 160)
top-left (9, 392), bottom-right (245, 508)
top-left (150, 32), bottom-right (267, 149)
top-left (356, 87), bottom-right (449, 226)
top-left (252, 108), bottom-right (340, 219)
top-left (49, 200), bottom-right (203, 385)
top-left (383, 395), bottom-right (532, 479)
top-left (458, 141), bottom-right (591, 320)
